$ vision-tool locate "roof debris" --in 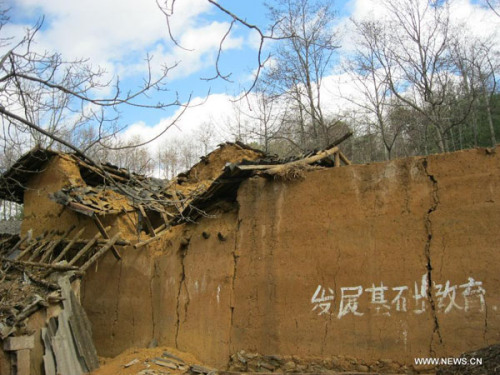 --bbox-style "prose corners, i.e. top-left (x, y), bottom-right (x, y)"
top-left (0, 226), bottom-right (127, 339)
